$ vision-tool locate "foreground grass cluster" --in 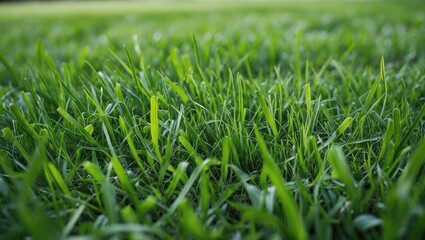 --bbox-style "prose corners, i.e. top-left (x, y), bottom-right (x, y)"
top-left (1, 2), bottom-right (425, 239)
